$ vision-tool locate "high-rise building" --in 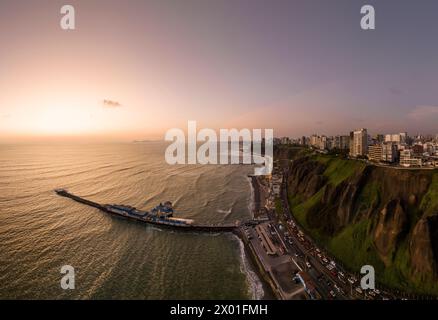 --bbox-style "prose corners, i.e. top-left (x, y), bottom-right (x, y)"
top-left (350, 128), bottom-right (368, 157)
top-left (368, 142), bottom-right (397, 163)
top-left (400, 149), bottom-right (422, 167)
top-left (310, 134), bottom-right (319, 147)
top-left (368, 144), bottom-right (383, 162)
top-left (385, 132), bottom-right (408, 144)
top-left (334, 135), bottom-right (350, 150)
top-left (310, 134), bottom-right (329, 150)
top-left (375, 134), bottom-right (384, 143)
top-left (382, 142), bottom-right (398, 163)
